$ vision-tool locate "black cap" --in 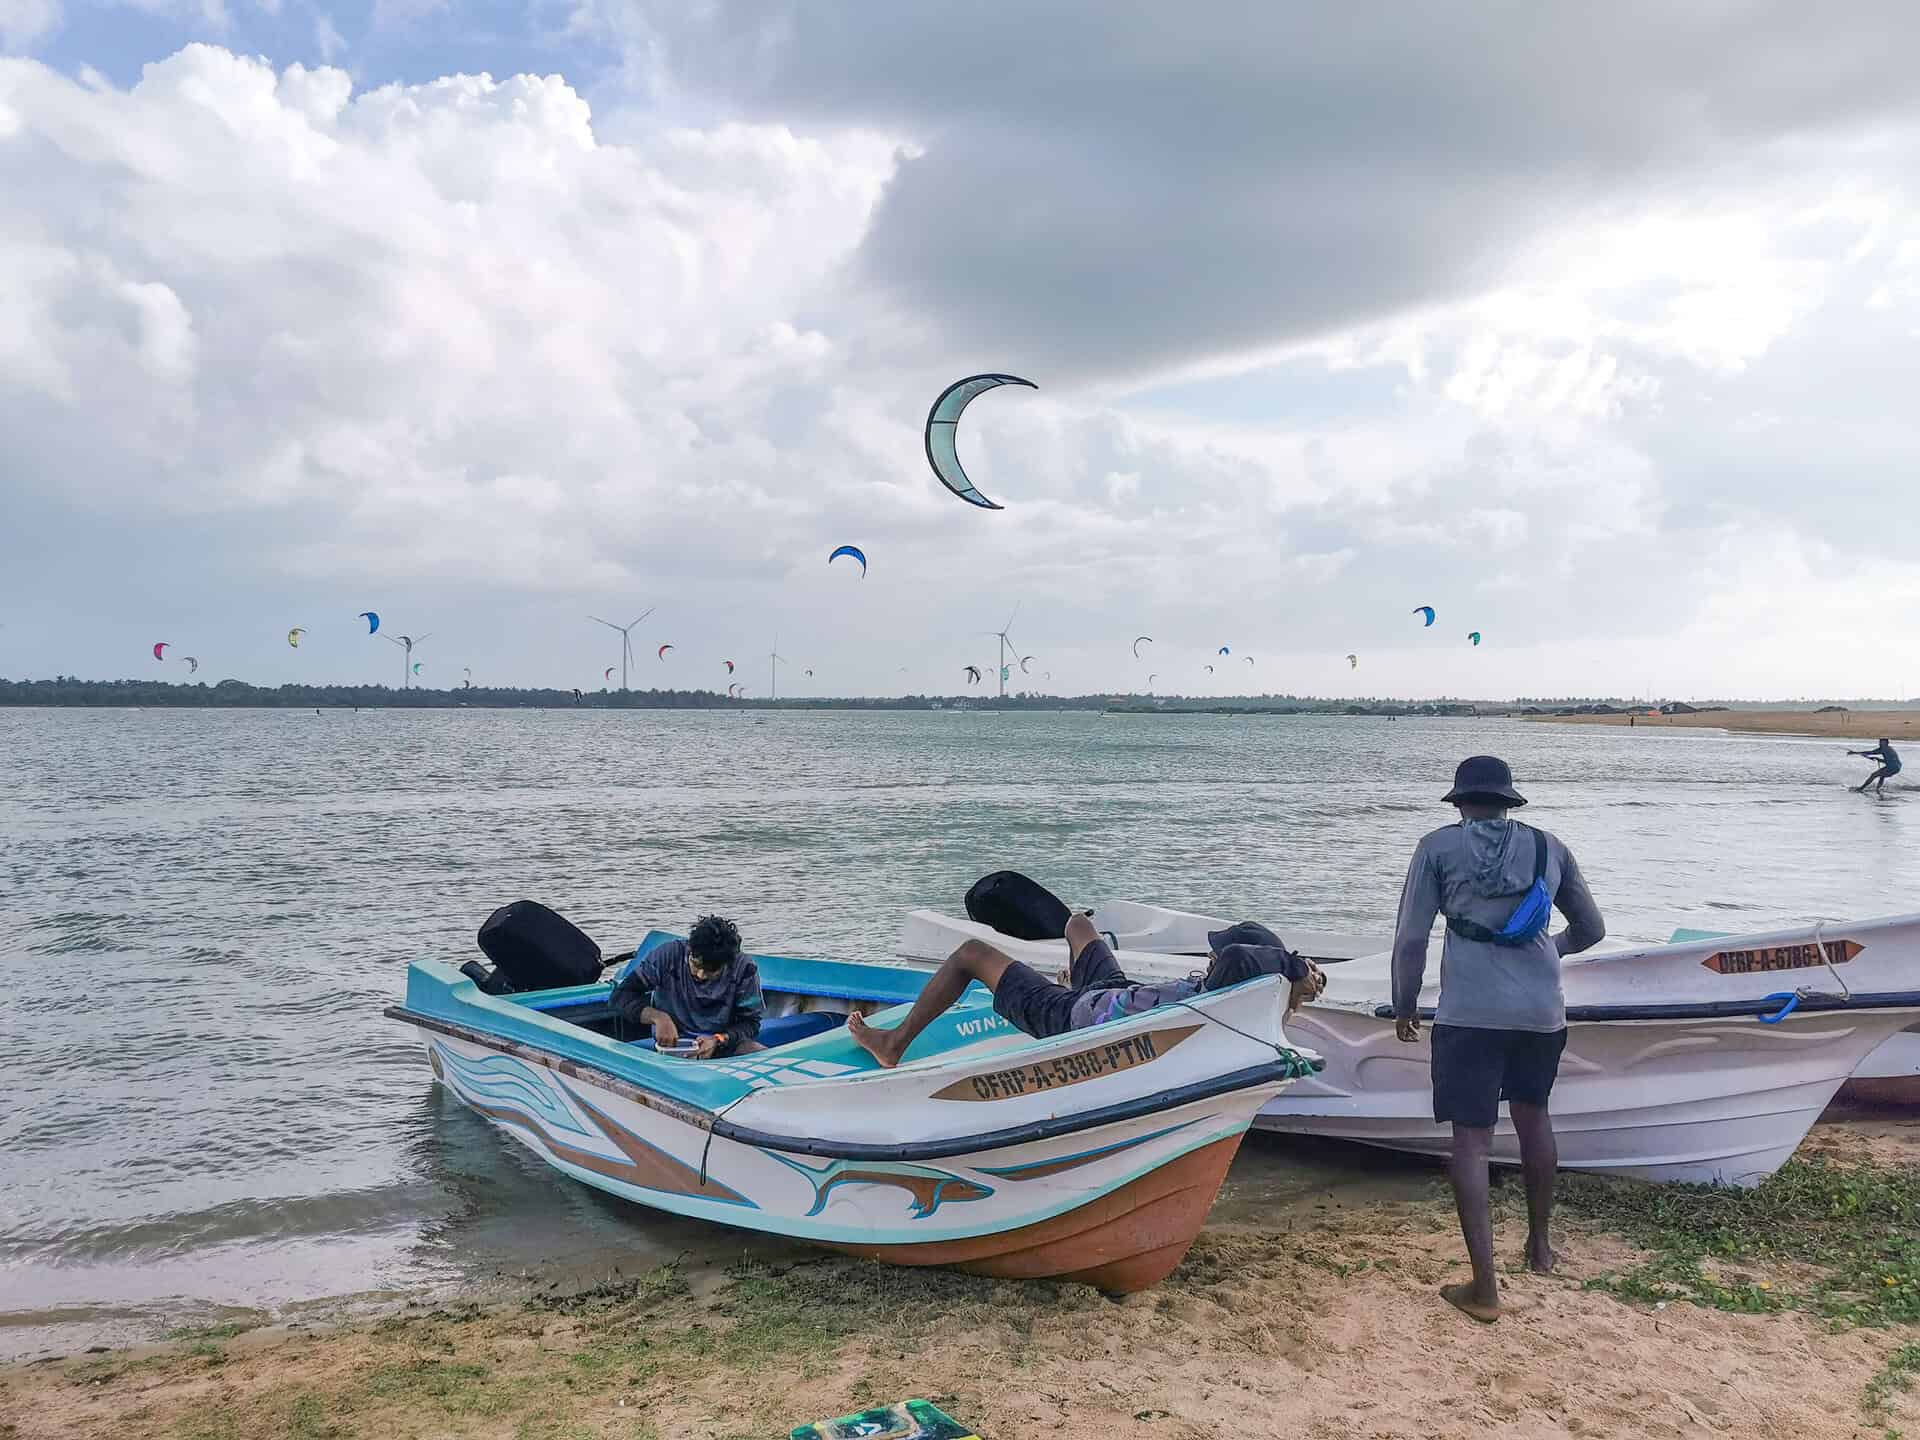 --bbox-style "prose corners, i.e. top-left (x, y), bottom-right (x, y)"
top-left (1442, 755), bottom-right (1527, 807)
